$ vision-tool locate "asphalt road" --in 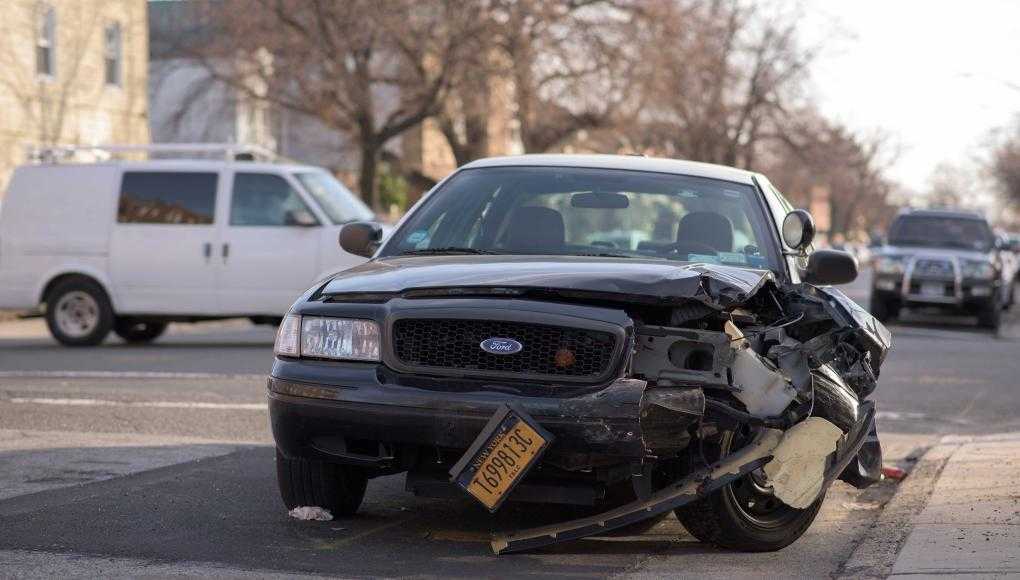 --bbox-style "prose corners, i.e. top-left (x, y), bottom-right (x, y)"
top-left (1, 271), bottom-right (1018, 577)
